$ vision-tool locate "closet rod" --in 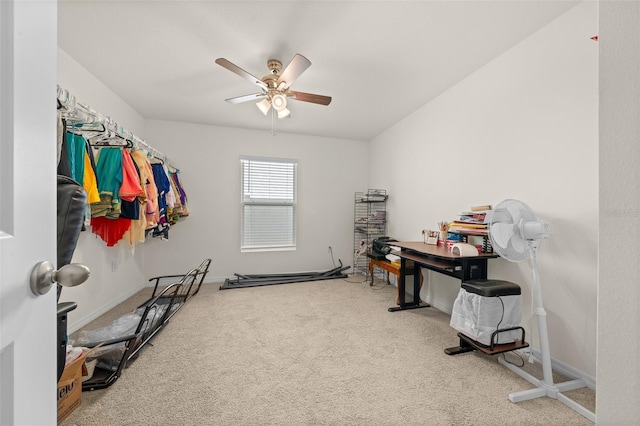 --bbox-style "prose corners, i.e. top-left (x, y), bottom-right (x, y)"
top-left (57, 84), bottom-right (177, 170)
